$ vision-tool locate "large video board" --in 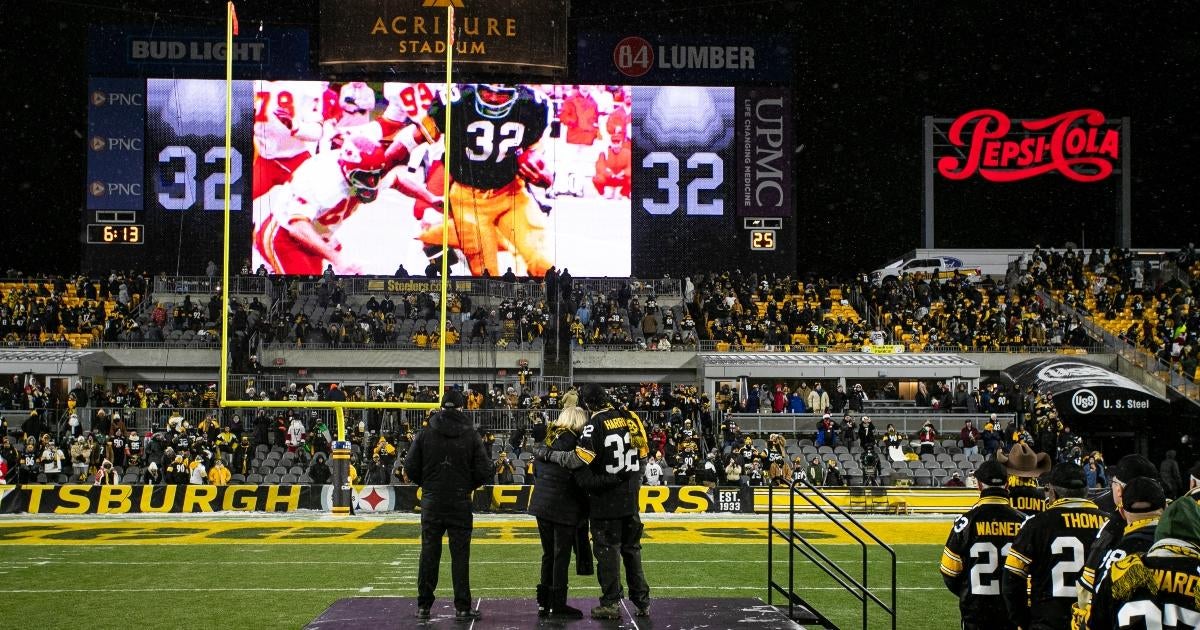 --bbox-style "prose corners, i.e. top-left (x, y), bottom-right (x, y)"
top-left (132, 79), bottom-right (795, 277)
